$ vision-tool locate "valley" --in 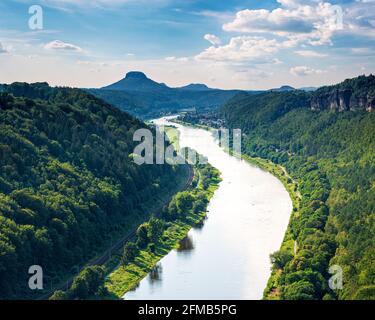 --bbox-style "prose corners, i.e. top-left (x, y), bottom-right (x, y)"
top-left (0, 75), bottom-right (374, 300)
top-left (1, 0), bottom-right (375, 306)
top-left (123, 117), bottom-right (293, 300)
